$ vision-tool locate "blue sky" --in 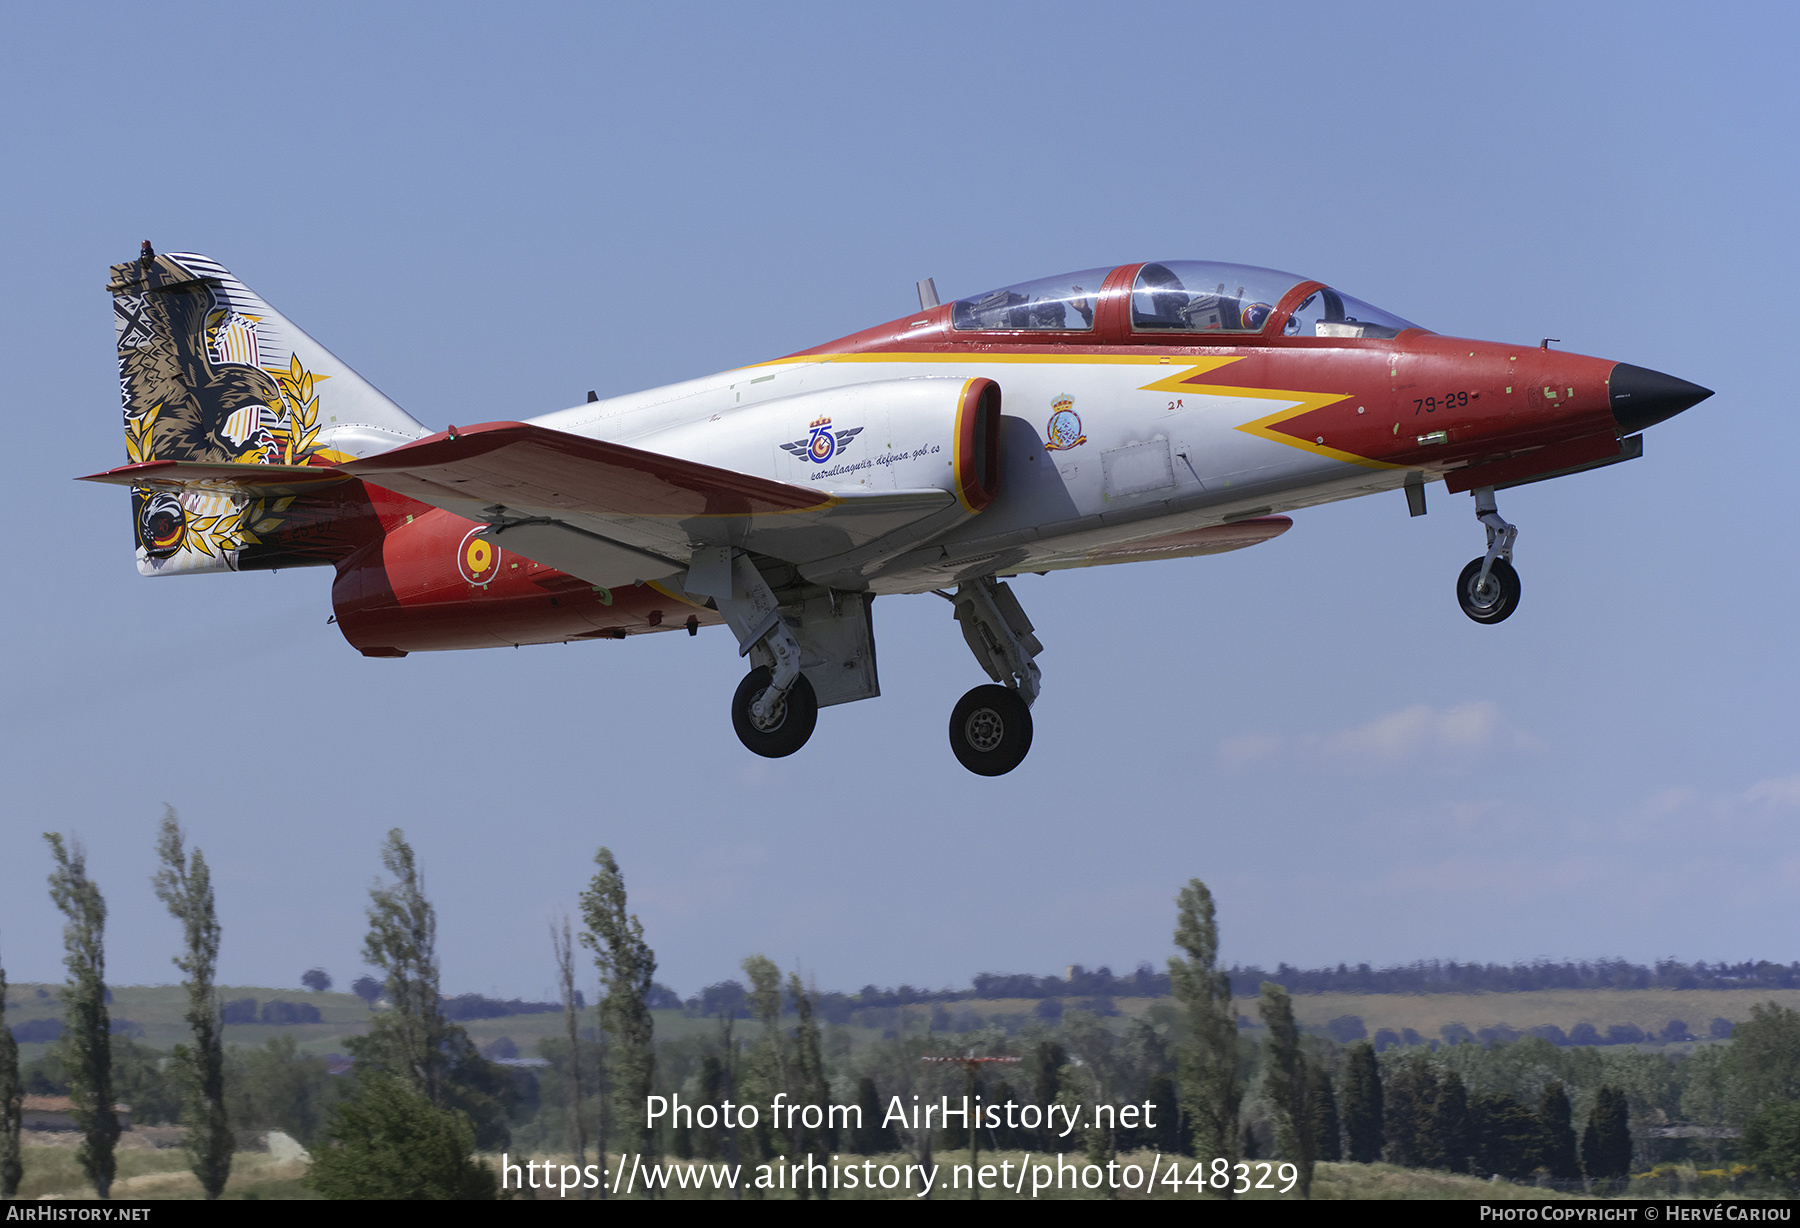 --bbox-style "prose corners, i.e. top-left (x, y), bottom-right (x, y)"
top-left (2, 2), bottom-right (1795, 1001)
